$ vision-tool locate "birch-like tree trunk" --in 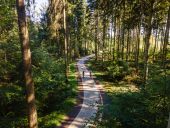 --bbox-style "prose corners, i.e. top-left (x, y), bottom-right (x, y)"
top-left (143, 12), bottom-right (152, 84)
